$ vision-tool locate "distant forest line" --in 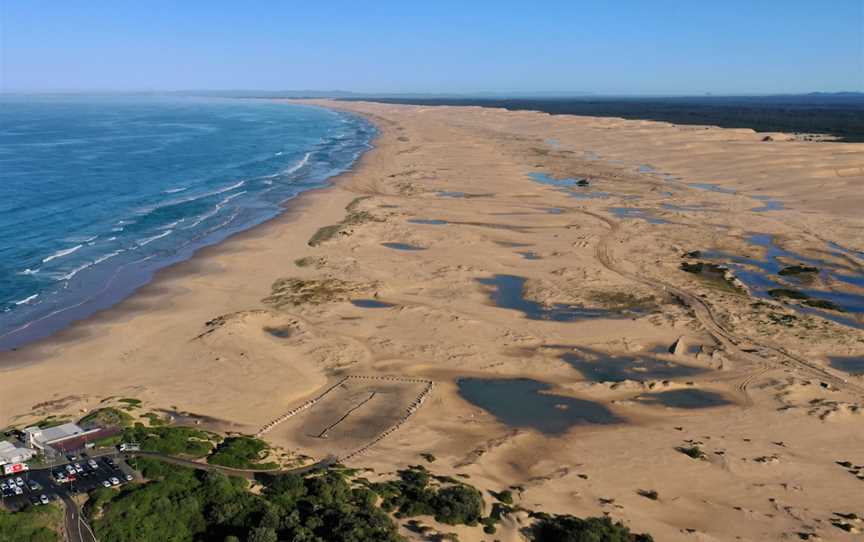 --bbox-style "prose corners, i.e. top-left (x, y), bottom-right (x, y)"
top-left (339, 95), bottom-right (864, 142)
